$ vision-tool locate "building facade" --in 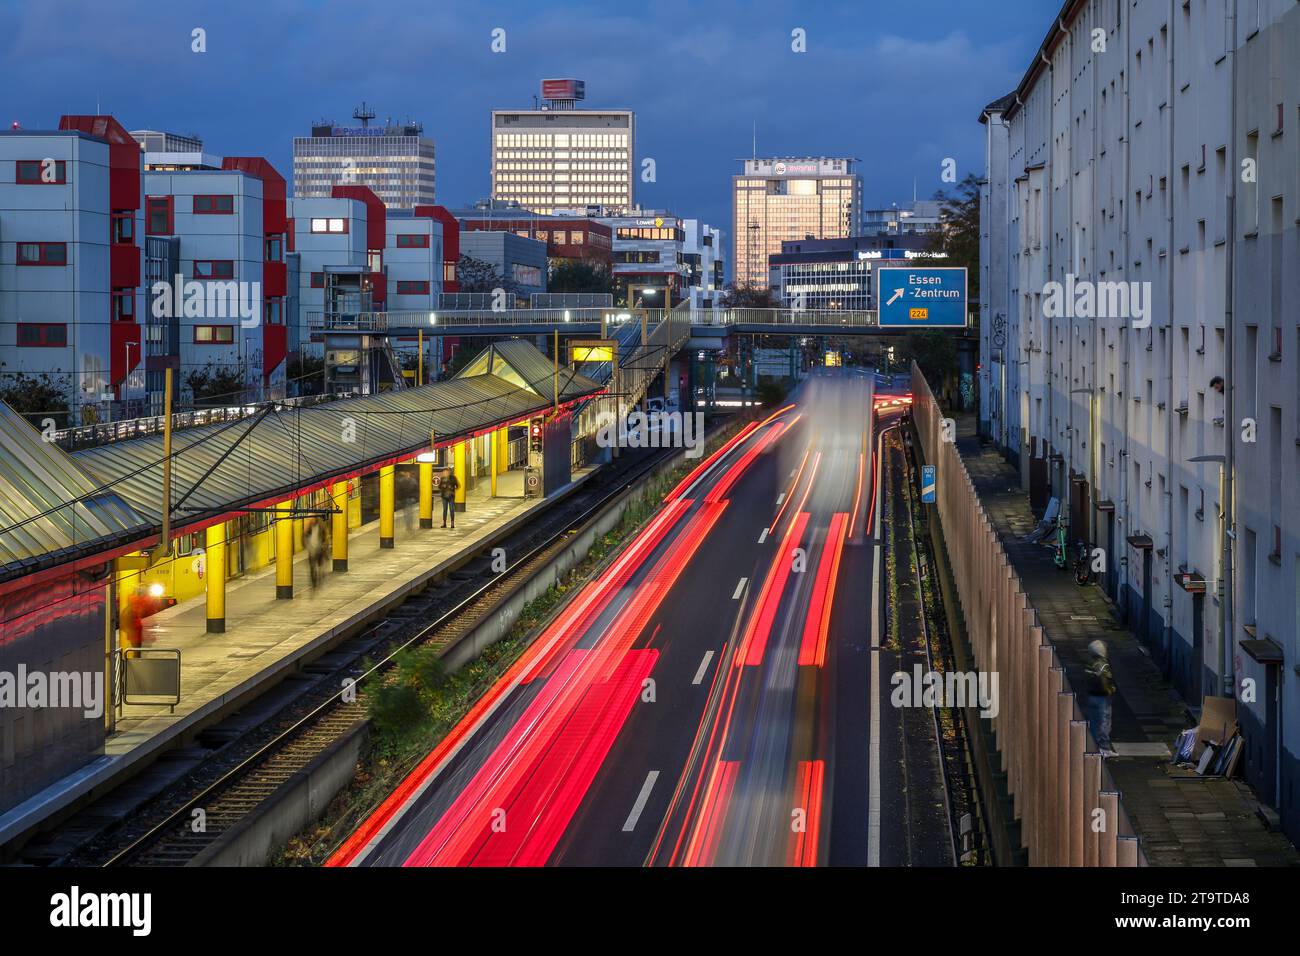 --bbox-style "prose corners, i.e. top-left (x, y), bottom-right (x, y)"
top-left (491, 83), bottom-right (634, 215)
top-left (598, 209), bottom-right (690, 306)
top-left (458, 230), bottom-right (548, 298)
top-left (731, 157), bottom-right (862, 290)
top-left (862, 198), bottom-right (945, 237)
top-left (455, 206), bottom-right (614, 269)
top-left (293, 116), bottom-right (435, 210)
top-left (0, 115), bottom-right (144, 422)
top-left (979, 0), bottom-right (1300, 840)
top-left (682, 219), bottom-right (725, 312)
top-left (768, 234), bottom-right (945, 312)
